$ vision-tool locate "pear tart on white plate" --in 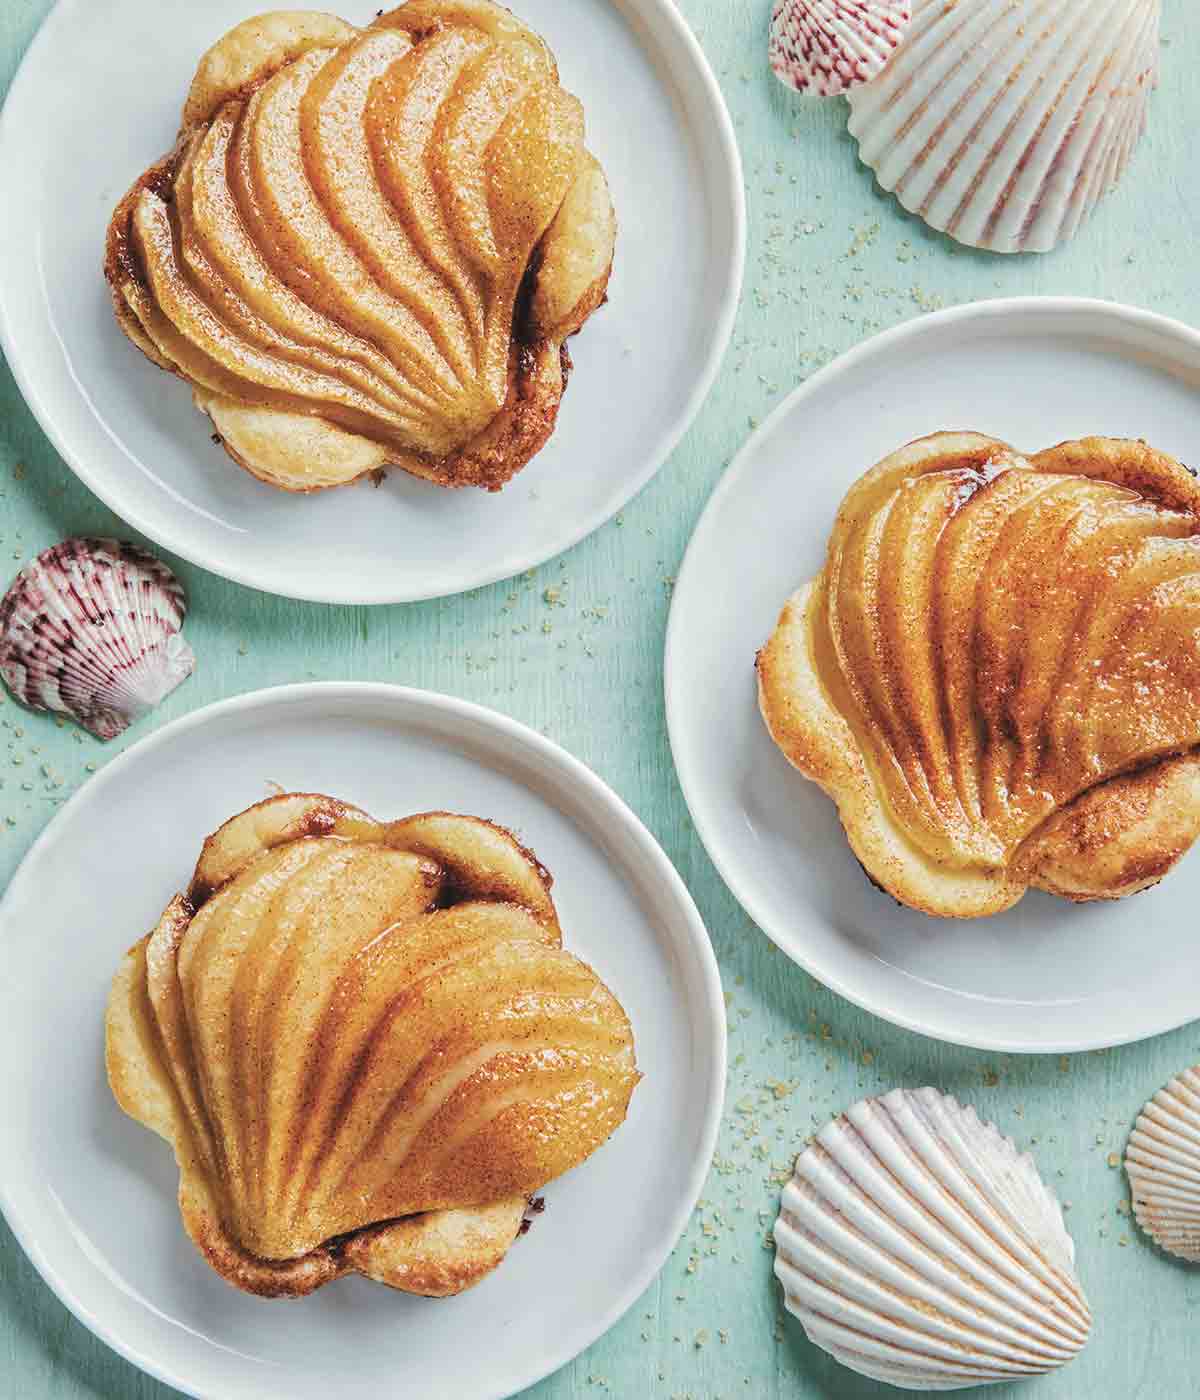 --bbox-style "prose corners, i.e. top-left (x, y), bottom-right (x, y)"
top-left (104, 2), bottom-right (616, 492)
top-left (106, 792), bottom-right (639, 1297)
top-left (758, 433), bottom-right (1200, 919)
